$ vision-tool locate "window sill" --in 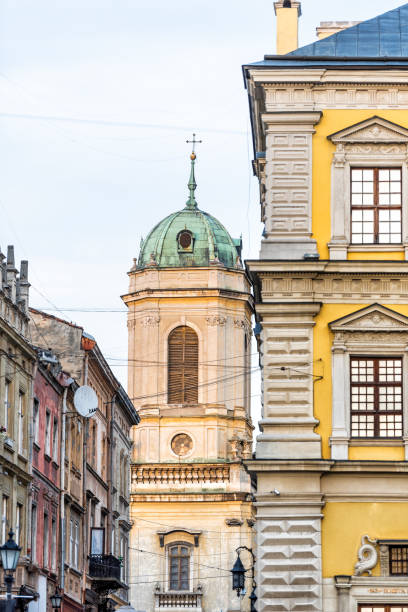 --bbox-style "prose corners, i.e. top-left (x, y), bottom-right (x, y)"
top-left (4, 437), bottom-right (15, 451)
top-left (33, 442), bottom-right (40, 451)
top-left (44, 453), bottom-right (52, 462)
top-left (349, 438), bottom-right (404, 447)
top-left (348, 245), bottom-right (404, 252)
top-left (18, 452), bottom-right (28, 462)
